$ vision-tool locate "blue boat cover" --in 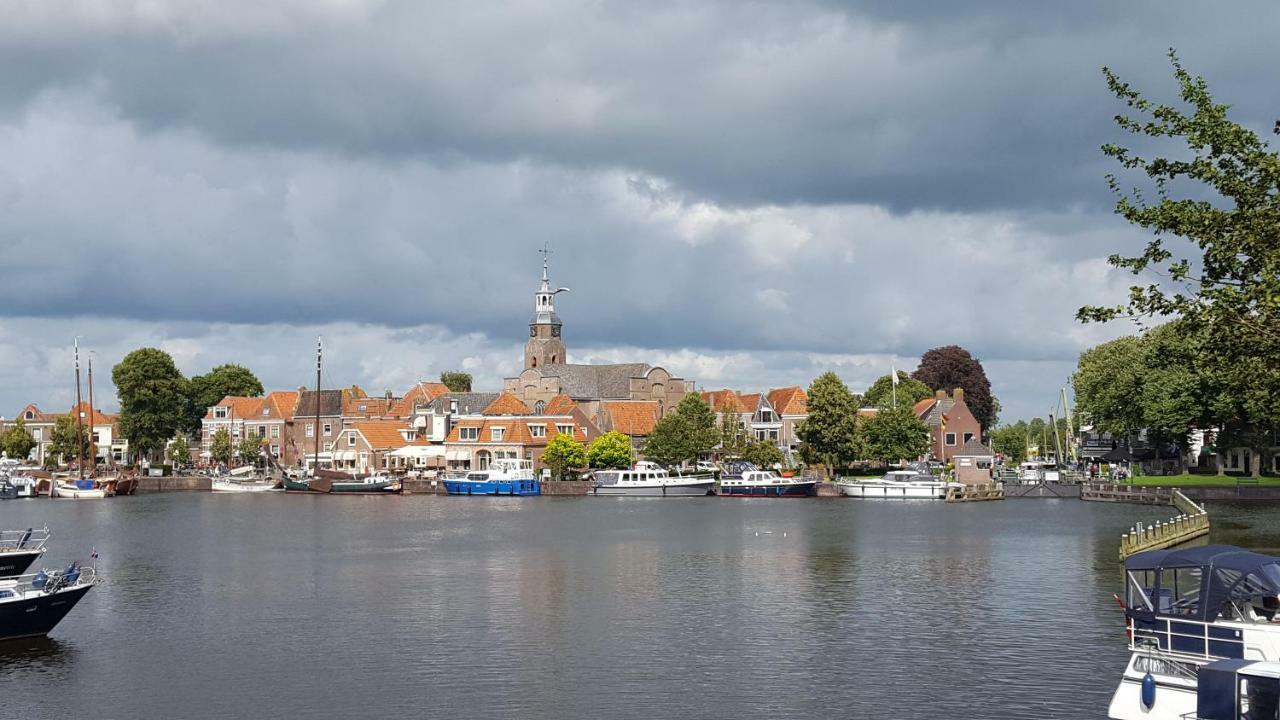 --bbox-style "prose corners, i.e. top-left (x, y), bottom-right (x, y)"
top-left (76, 479), bottom-right (95, 490)
top-left (1127, 545), bottom-right (1280, 622)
